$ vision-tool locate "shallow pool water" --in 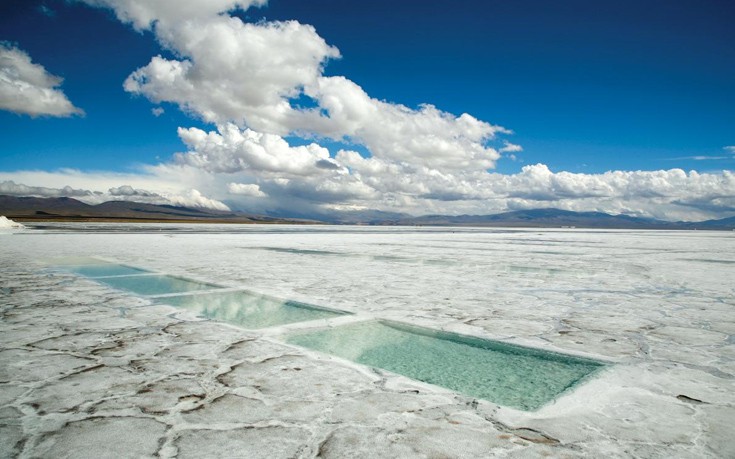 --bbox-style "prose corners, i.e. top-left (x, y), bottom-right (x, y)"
top-left (286, 320), bottom-right (605, 411)
top-left (60, 264), bottom-right (150, 278)
top-left (162, 291), bottom-right (346, 329)
top-left (95, 274), bottom-right (221, 296)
